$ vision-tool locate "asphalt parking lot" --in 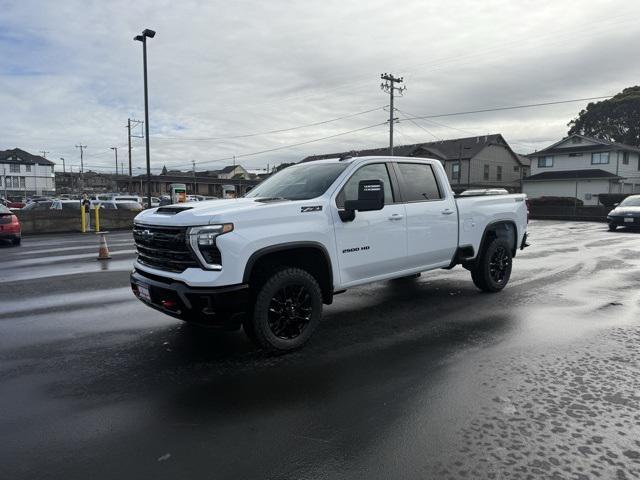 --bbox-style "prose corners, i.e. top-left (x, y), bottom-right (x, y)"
top-left (1, 220), bottom-right (639, 479)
